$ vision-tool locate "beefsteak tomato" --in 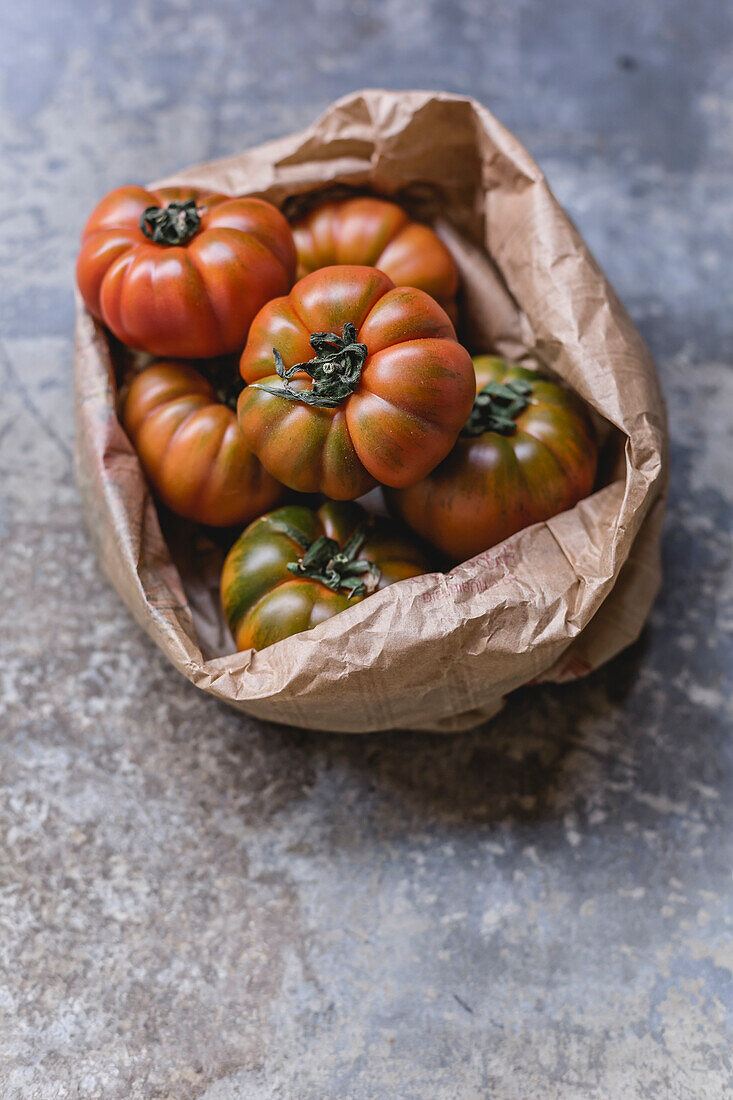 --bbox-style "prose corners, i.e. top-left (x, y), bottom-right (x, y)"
top-left (123, 360), bottom-right (285, 527)
top-left (221, 501), bottom-right (431, 651)
top-left (237, 266), bottom-right (476, 499)
top-left (387, 356), bottom-right (598, 561)
top-left (292, 196), bottom-right (459, 315)
top-left (77, 186), bottom-right (296, 358)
